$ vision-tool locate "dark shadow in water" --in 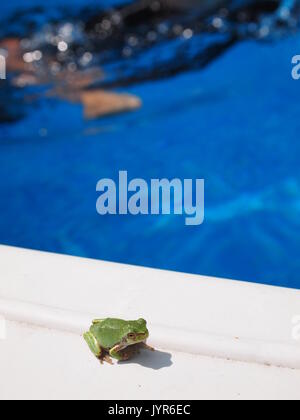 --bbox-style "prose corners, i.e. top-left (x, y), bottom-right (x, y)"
top-left (0, 0), bottom-right (299, 124)
top-left (121, 349), bottom-right (173, 370)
